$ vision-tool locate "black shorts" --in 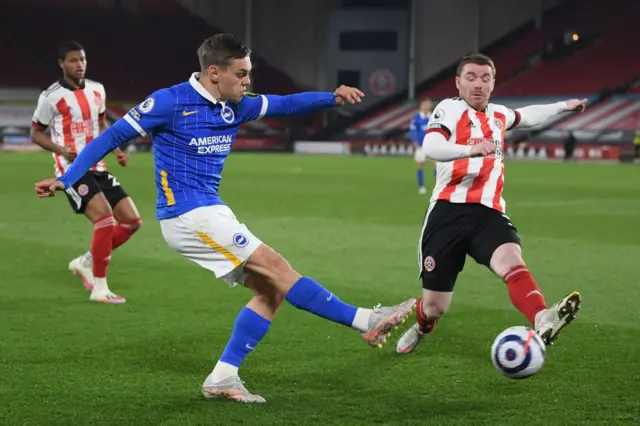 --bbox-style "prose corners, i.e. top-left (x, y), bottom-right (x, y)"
top-left (64, 171), bottom-right (129, 214)
top-left (419, 200), bottom-right (521, 292)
